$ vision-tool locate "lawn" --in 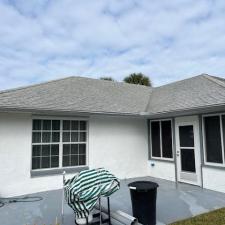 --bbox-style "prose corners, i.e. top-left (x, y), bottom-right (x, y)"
top-left (170, 207), bottom-right (225, 225)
